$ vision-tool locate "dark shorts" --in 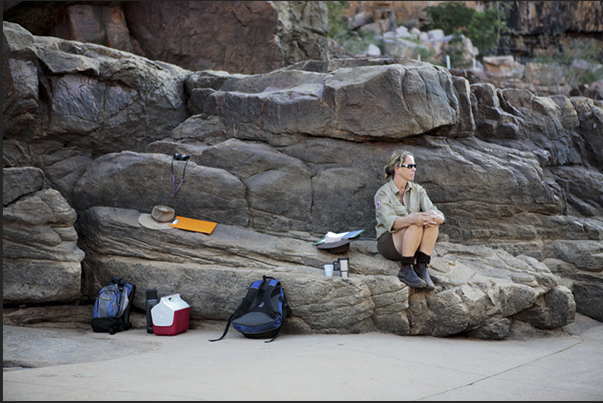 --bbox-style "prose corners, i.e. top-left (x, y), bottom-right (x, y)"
top-left (377, 232), bottom-right (402, 261)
